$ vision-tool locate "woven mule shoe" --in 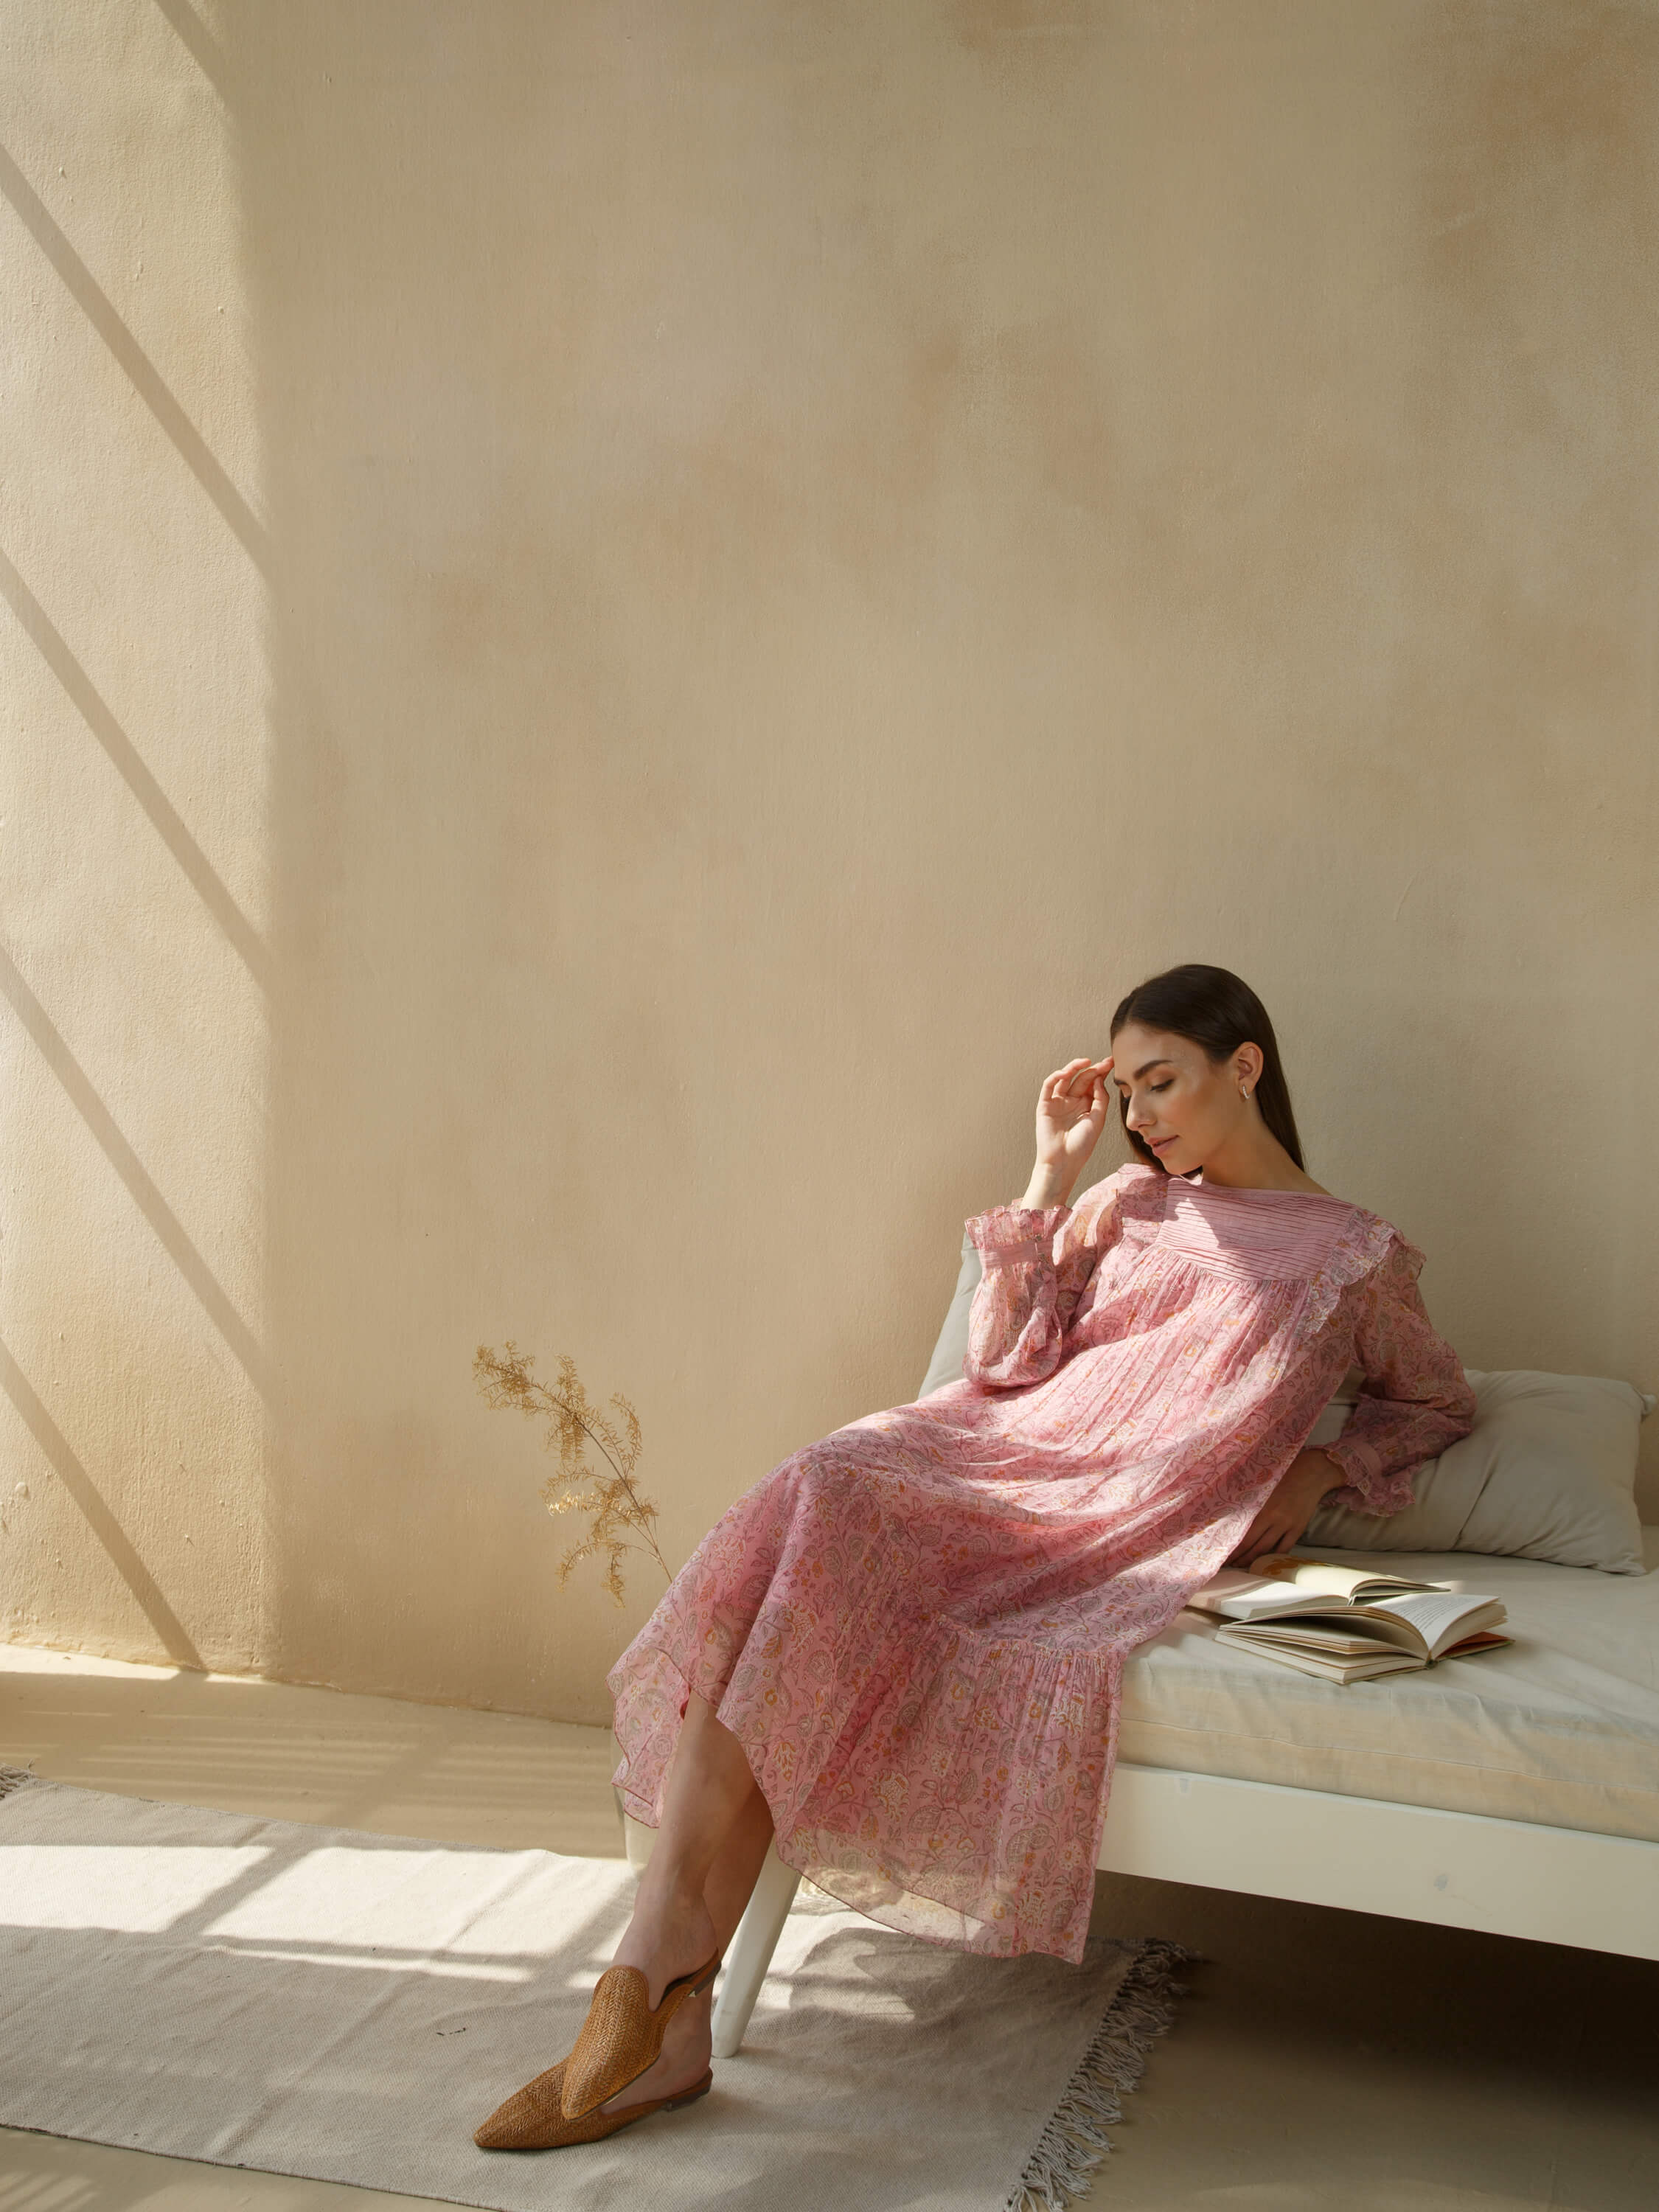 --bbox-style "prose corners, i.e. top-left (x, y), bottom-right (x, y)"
top-left (473, 2057), bottom-right (713, 2151)
top-left (559, 1952), bottom-right (722, 2119)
